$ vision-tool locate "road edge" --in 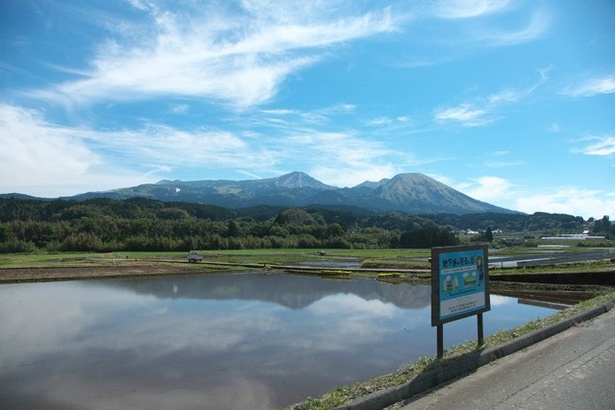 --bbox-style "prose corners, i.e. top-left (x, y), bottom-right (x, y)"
top-left (339, 299), bottom-right (615, 410)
